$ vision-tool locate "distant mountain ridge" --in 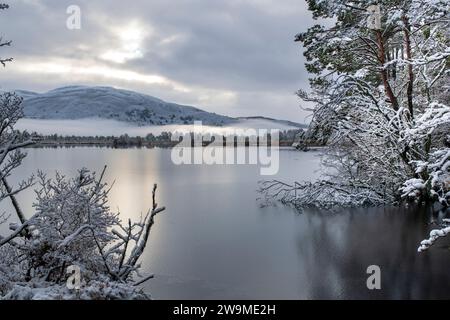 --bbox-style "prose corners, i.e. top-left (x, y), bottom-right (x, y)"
top-left (12, 86), bottom-right (306, 128)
